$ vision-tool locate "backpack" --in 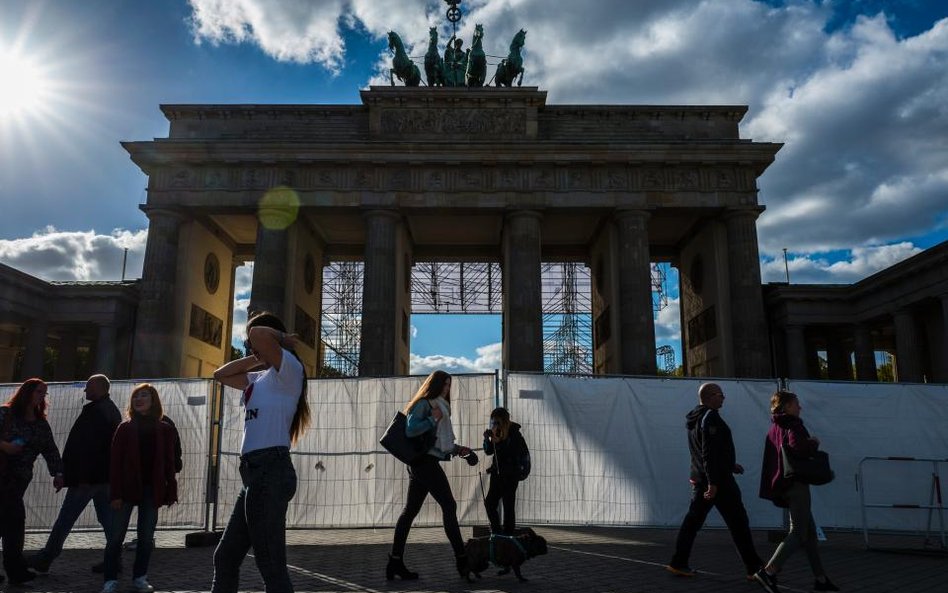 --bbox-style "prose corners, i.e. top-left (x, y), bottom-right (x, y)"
top-left (516, 435), bottom-right (531, 481)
